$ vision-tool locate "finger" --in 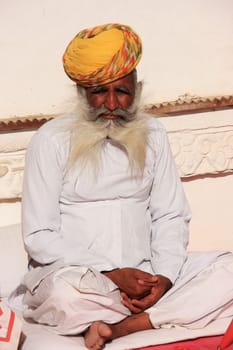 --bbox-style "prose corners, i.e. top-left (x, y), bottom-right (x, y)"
top-left (124, 301), bottom-right (142, 313)
top-left (121, 292), bottom-right (131, 302)
top-left (121, 299), bottom-right (142, 313)
top-left (137, 278), bottom-right (159, 286)
top-left (131, 297), bottom-right (153, 308)
top-left (129, 305), bottom-right (142, 314)
top-left (131, 300), bottom-right (154, 310)
top-left (121, 296), bottom-right (133, 308)
top-left (131, 293), bottom-right (161, 309)
top-left (151, 286), bottom-right (164, 297)
top-left (137, 274), bottom-right (159, 283)
top-left (134, 271), bottom-right (154, 281)
top-left (121, 299), bottom-right (131, 308)
top-left (120, 291), bottom-right (128, 298)
top-left (151, 275), bottom-right (160, 282)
